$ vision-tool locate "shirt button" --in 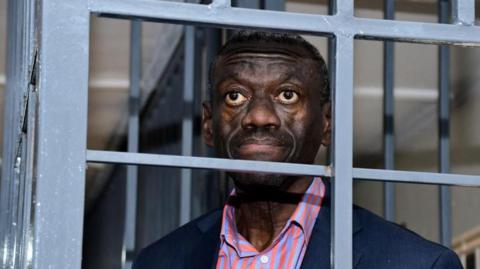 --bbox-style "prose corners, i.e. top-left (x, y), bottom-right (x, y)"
top-left (260, 255), bottom-right (269, 264)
